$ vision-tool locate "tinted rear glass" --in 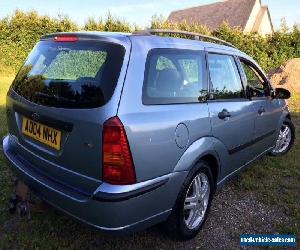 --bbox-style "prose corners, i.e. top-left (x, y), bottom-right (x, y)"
top-left (11, 40), bottom-right (125, 108)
